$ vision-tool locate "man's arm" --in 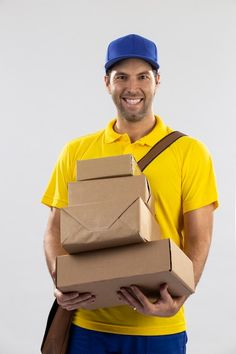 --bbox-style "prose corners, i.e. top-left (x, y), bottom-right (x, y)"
top-left (117, 203), bottom-right (215, 316)
top-left (44, 207), bottom-right (67, 280)
top-left (44, 207), bottom-right (95, 310)
top-left (183, 203), bottom-right (214, 287)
